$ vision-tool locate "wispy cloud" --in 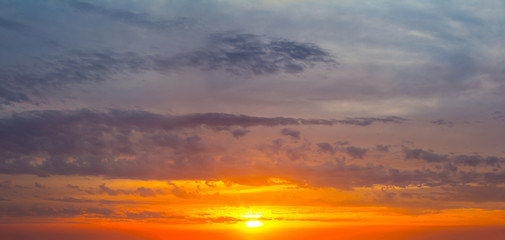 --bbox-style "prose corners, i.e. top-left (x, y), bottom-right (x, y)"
top-left (168, 32), bottom-right (336, 75)
top-left (0, 32), bottom-right (336, 106)
top-left (67, 0), bottom-right (195, 30)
